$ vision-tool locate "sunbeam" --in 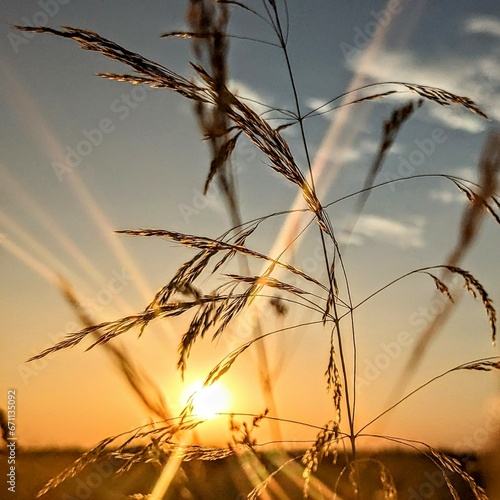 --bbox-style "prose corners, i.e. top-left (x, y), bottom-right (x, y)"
top-left (1, 58), bottom-right (155, 301)
top-left (0, 209), bottom-right (86, 289)
top-left (1, 58), bottom-right (176, 338)
top-left (0, 232), bottom-right (58, 285)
